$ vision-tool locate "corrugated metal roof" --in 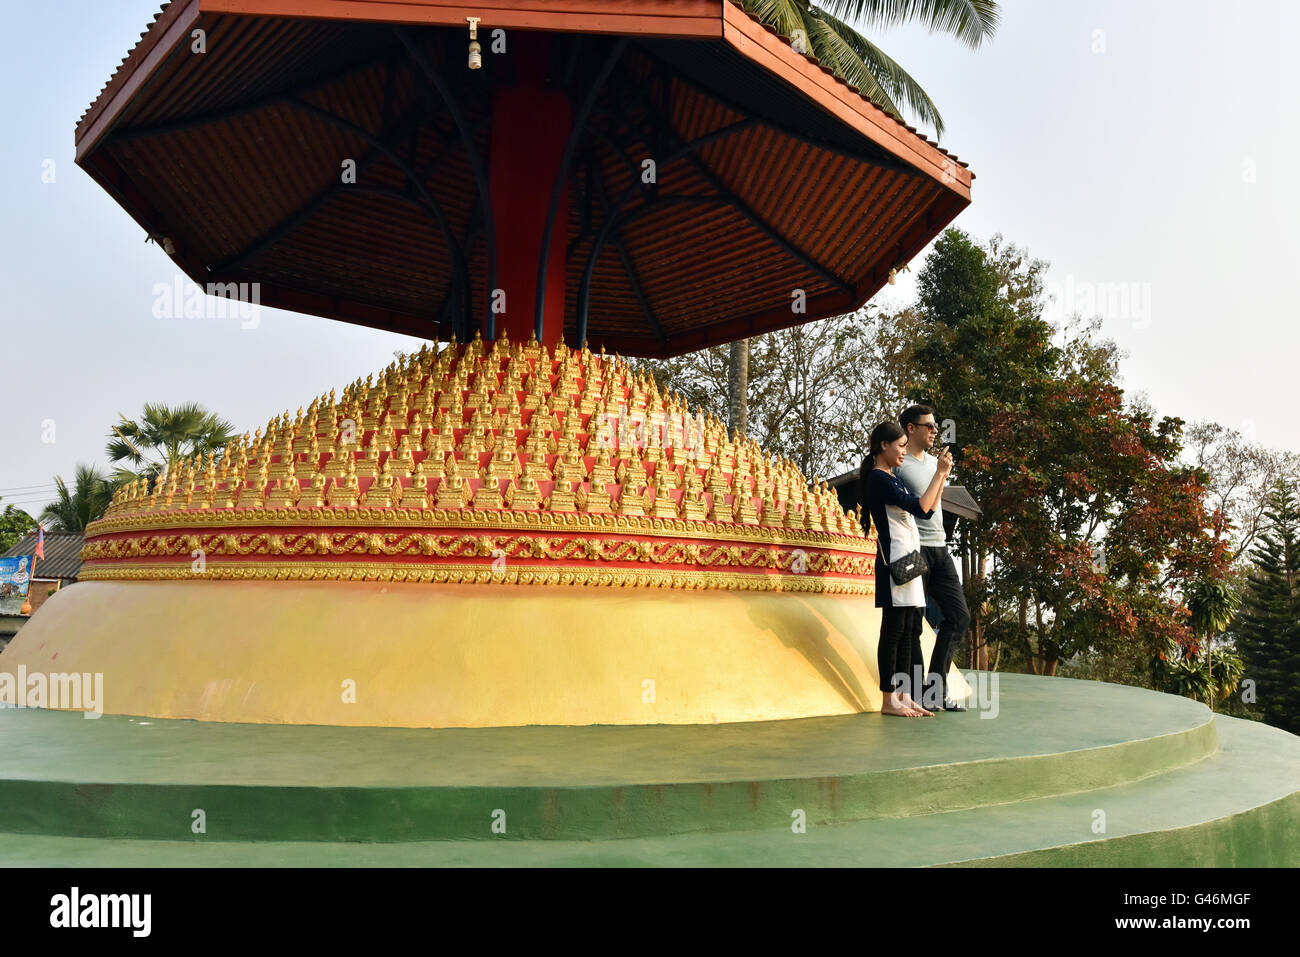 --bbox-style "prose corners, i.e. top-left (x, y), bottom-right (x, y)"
top-left (1, 533), bottom-right (85, 581)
